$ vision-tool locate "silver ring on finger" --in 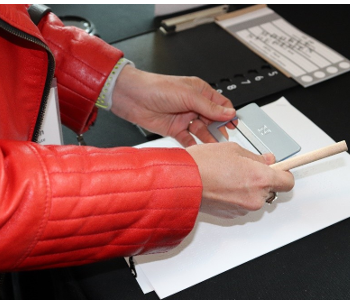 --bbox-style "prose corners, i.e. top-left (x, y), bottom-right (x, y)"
top-left (265, 191), bottom-right (278, 204)
top-left (187, 117), bottom-right (199, 132)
